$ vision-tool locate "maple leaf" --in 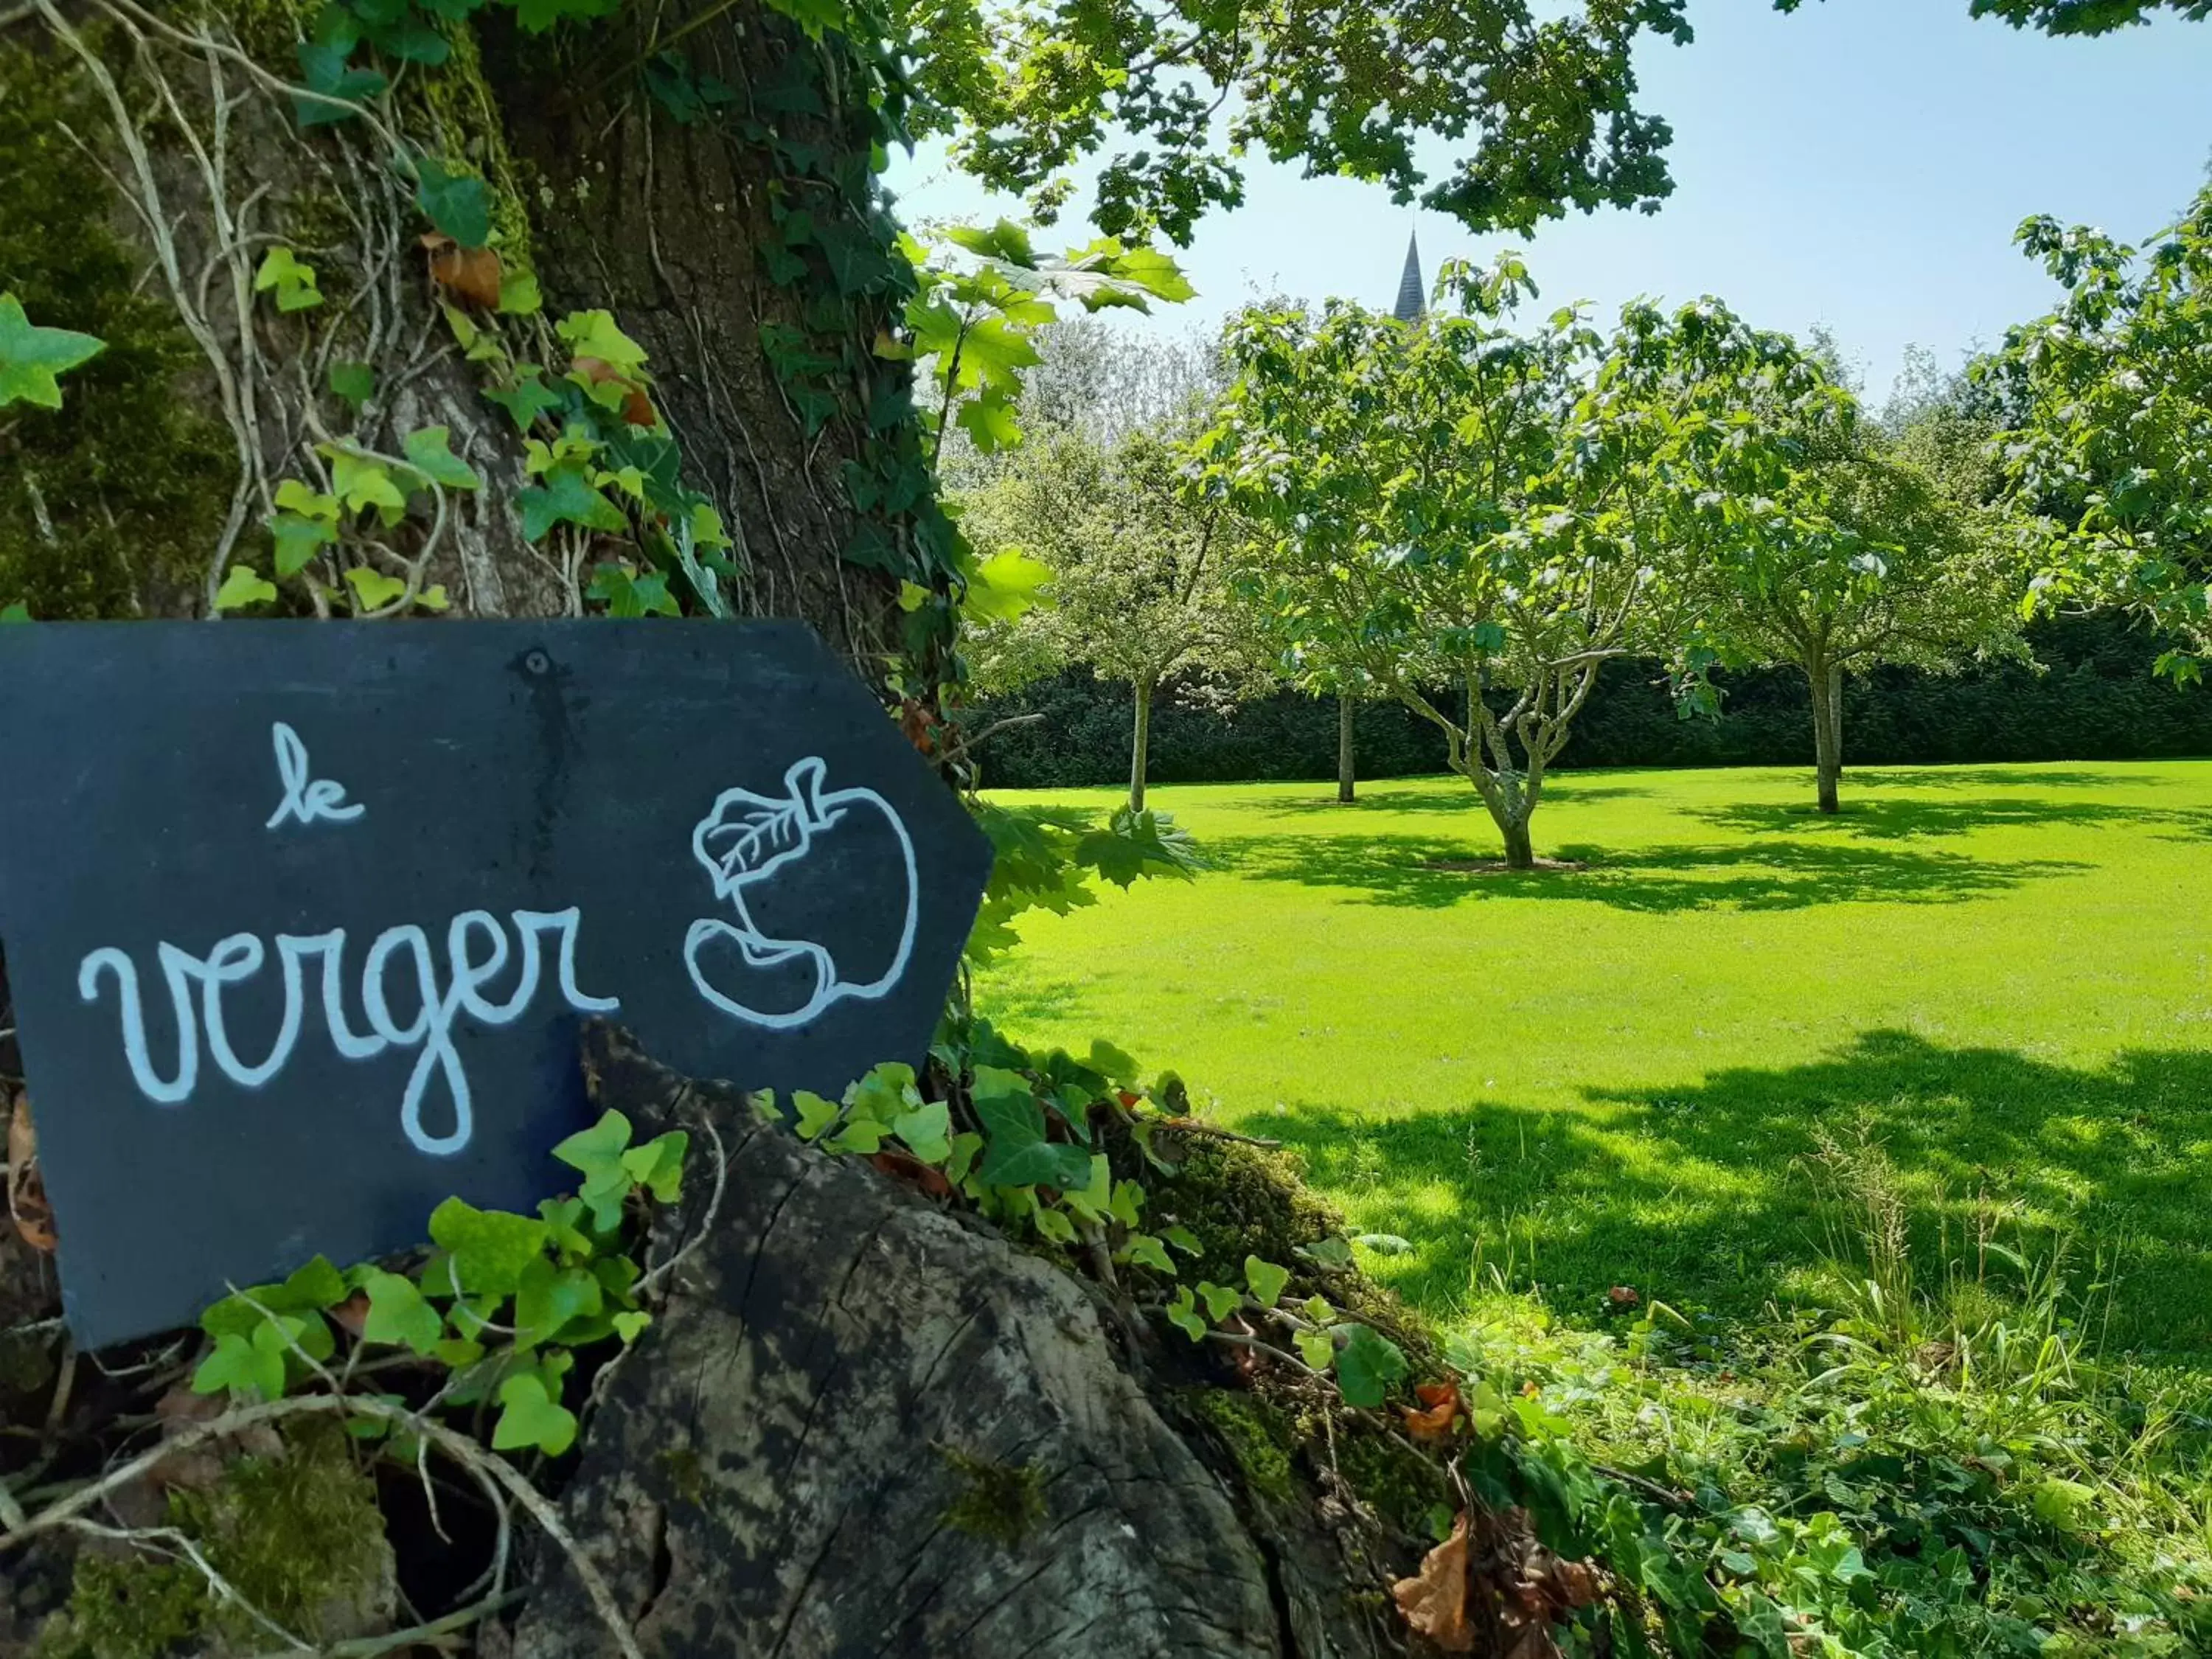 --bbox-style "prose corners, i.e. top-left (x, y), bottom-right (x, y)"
top-left (0, 293), bottom-right (104, 411)
top-left (1392, 1512), bottom-right (1477, 1654)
